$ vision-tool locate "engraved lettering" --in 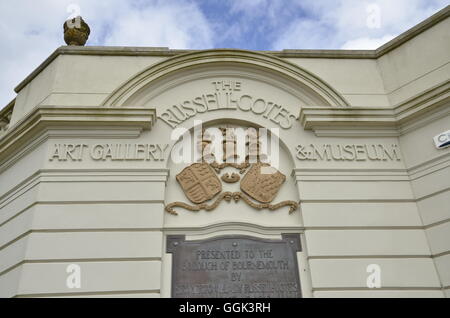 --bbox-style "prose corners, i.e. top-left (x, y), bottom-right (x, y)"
top-left (168, 235), bottom-right (302, 298)
top-left (296, 144), bottom-right (402, 162)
